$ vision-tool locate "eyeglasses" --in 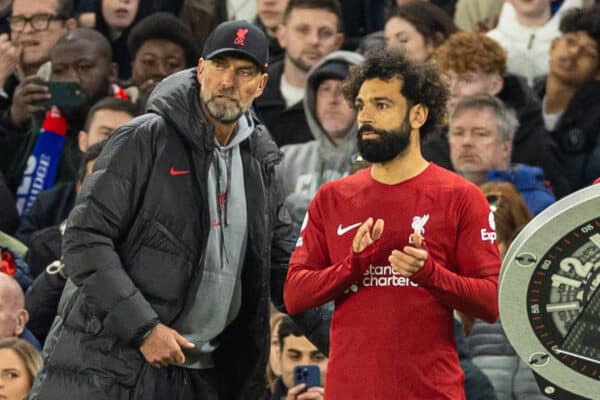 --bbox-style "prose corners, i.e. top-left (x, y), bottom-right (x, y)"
top-left (8, 13), bottom-right (66, 32)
